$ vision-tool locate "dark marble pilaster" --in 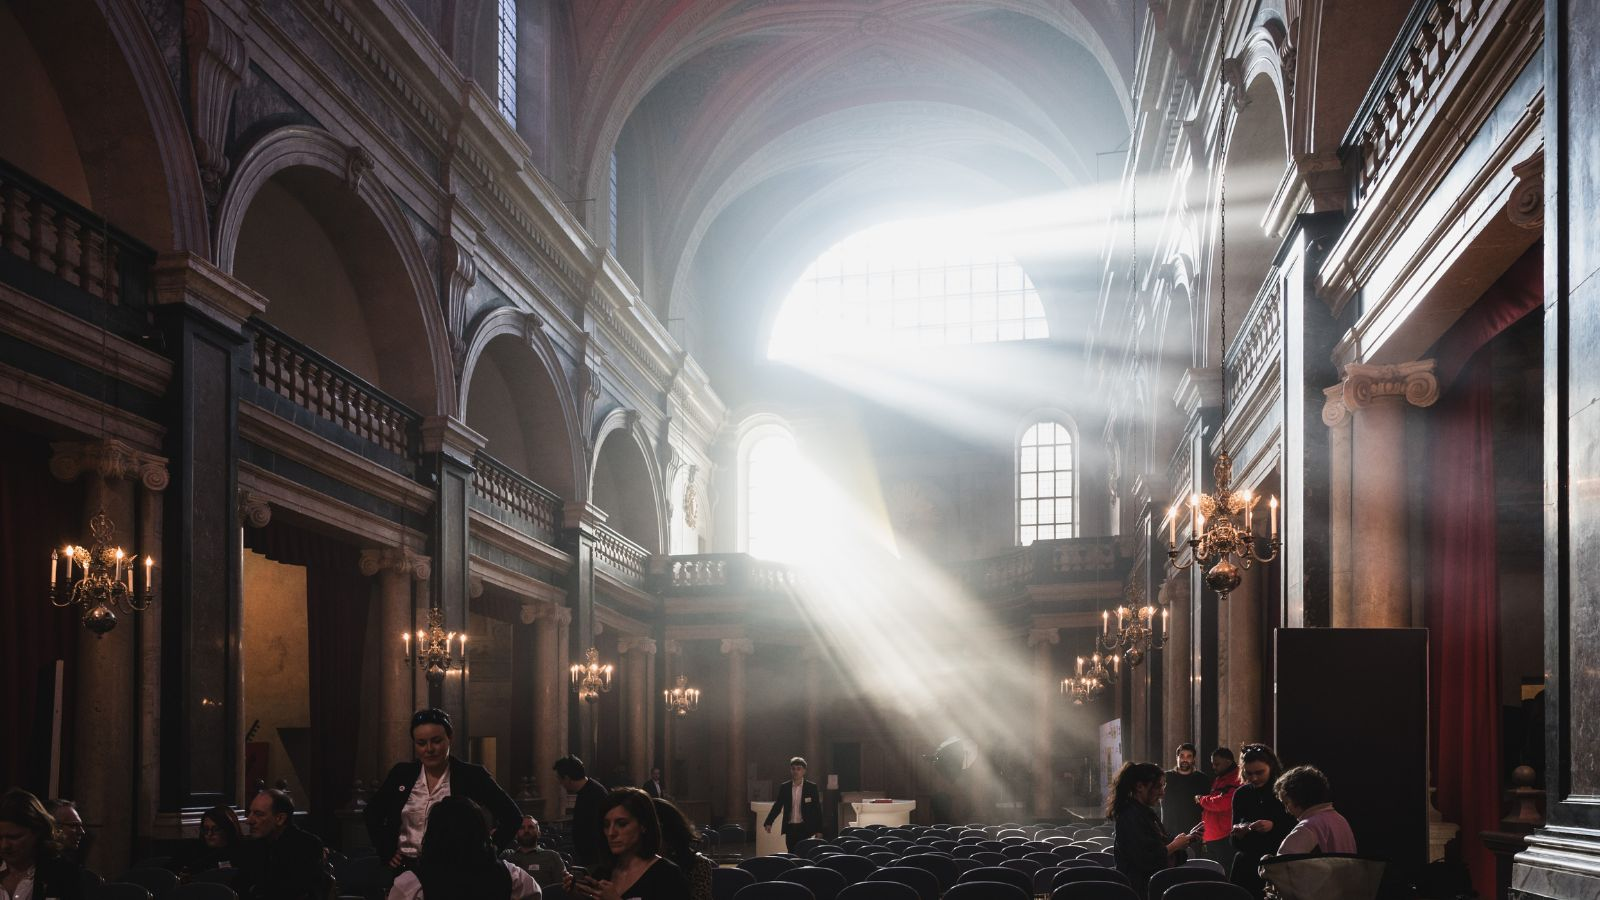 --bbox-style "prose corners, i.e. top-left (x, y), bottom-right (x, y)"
top-left (420, 417), bottom-right (484, 742)
top-left (562, 501), bottom-right (606, 761)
